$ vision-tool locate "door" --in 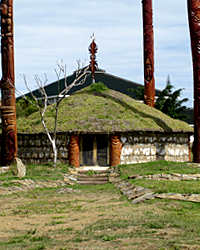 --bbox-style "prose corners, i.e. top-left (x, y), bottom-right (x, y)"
top-left (97, 135), bottom-right (108, 166)
top-left (82, 135), bottom-right (108, 166)
top-left (82, 135), bottom-right (93, 166)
